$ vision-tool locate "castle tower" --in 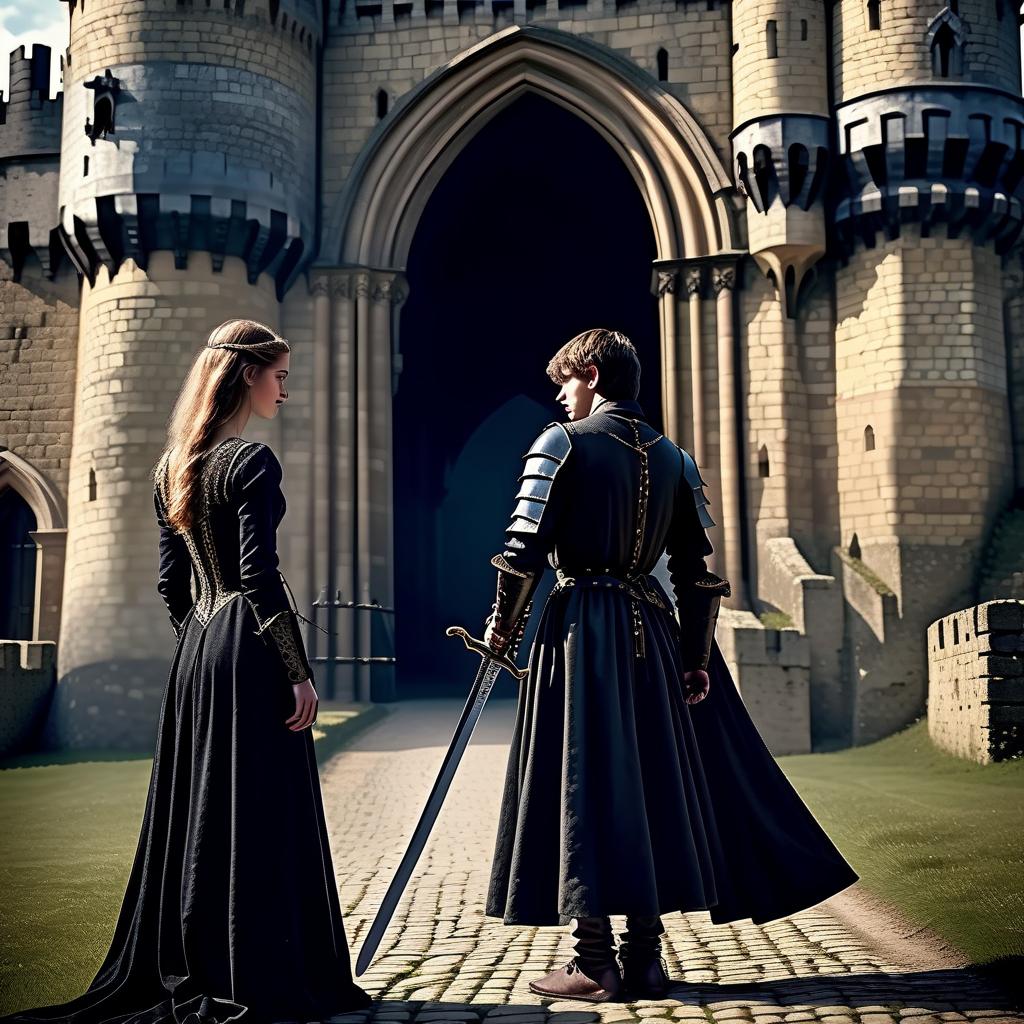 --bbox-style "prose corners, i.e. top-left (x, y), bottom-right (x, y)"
top-left (0, 44), bottom-right (66, 280)
top-left (47, 0), bottom-right (320, 748)
top-left (831, 0), bottom-right (1022, 742)
top-left (730, 2), bottom-right (833, 670)
top-left (1, 44), bottom-right (79, 652)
